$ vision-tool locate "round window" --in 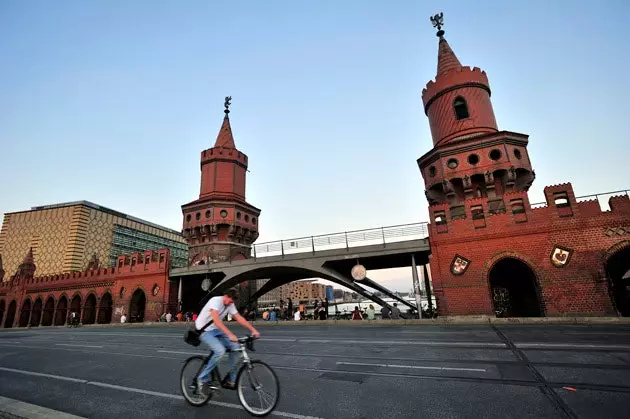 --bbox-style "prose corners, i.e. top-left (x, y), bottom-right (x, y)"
top-left (186, 214), bottom-right (191, 222)
top-left (244, 214), bottom-right (250, 222)
top-left (252, 217), bottom-right (257, 225)
top-left (467, 154), bottom-right (479, 165)
top-left (205, 210), bottom-right (211, 218)
top-left (447, 158), bottom-right (458, 169)
top-left (195, 212), bottom-right (200, 220)
top-left (514, 149), bottom-right (522, 160)
top-left (428, 166), bottom-right (436, 177)
top-left (489, 149), bottom-right (502, 161)
top-left (220, 210), bottom-right (228, 218)
top-left (236, 211), bottom-right (242, 220)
